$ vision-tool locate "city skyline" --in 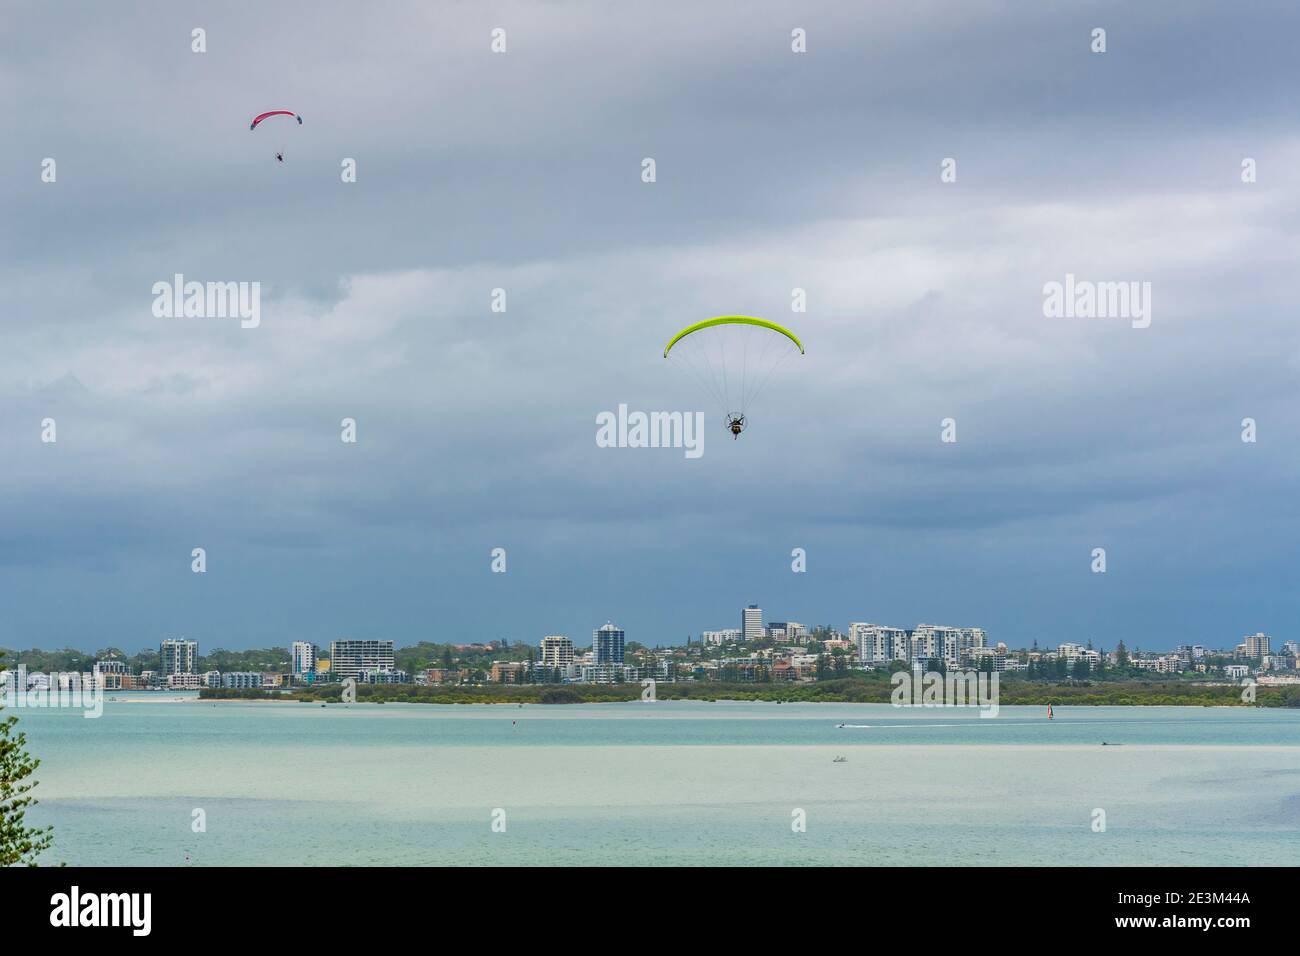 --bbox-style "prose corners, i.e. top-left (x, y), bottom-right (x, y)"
top-left (11, 618), bottom-right (1290, 692)
top-left (7, 612), bottom-right (1284, 661)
